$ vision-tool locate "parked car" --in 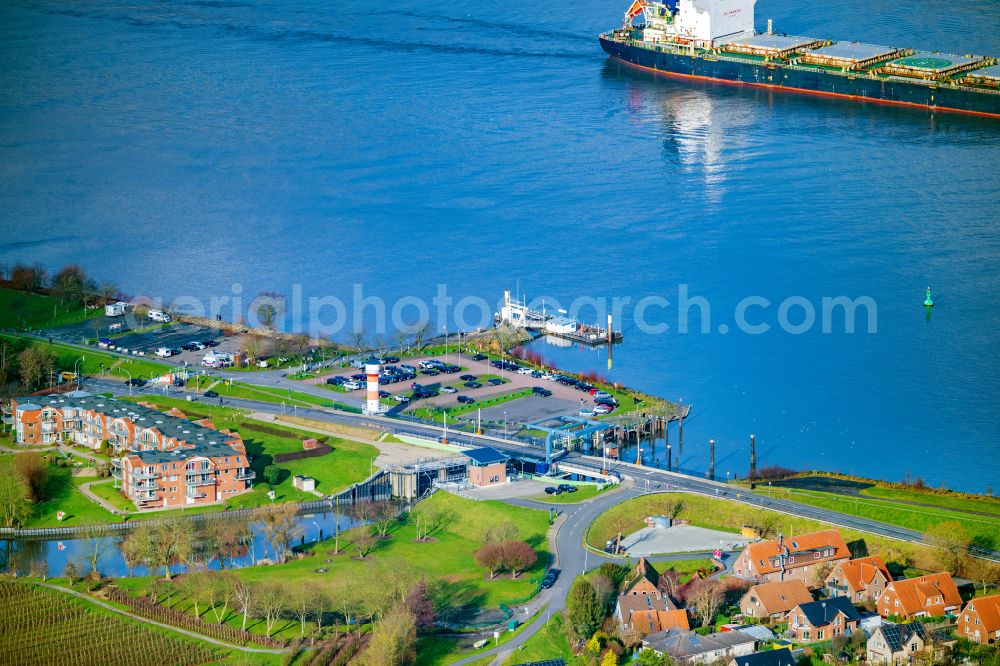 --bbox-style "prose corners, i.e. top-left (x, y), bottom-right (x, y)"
top-left (350, 358), bottom-right (365, 369)
top-left (542, 373), bottom-right (556, 381)
top-left (441, 364), bottom-right (460, 373)
top-left (457, 395), bottom-right (476, 404)
top-left (125, 378), bottom-right (146, 387)
top-left (155, 347), bottom-right (174, 358)
top-left (383, 355), bottom-right (400, 363)
top-left (393, 394), bottom-right (410, 403)
top-left (441, 386), bottom-right (458, 394)
top-left (343, 381), bottom-right (362, 390)
top-left (487, 378), bottom-right (503, 386)
top-left (400, 364), bottom-right (416, 373)
top-left (460, 374), bottom-right (477, 381)
top-left (351, 373), bottom-right (366, 381)
top-left (190, 341), bottom-right (206, 351)
top-left (421, 369), bottom-right (440, 376)
top-left (595, 396), bottom-right (618, 407)
top-left (203, 340), bottom-right (219, 347)
top-left (326, 376), bottom-right (348, 385)
top-left (557, 484), bottom-right (576, 493)
top-left (531, 386), bottom-right (552, 397)
top-left (577, 383), bottom-right (595, 392)
top-left (464, 381), bottom-right (482, 389)
top-left (516, 367), bottom-right (532, 375)
top-left (544, 568), bottom-right (561, 584)
top-left (181, 343), bottom-right (199, 351)
top-left (472, 354), bottom-right (488, 361)
top-left (594, 391), bottom-right (612, 399)
top-left (531, 370), bottom-right (543, 378)
top-left (203, 390), bottom-right (219, 398)
top-left (578, 409), bottom-right (594, 417)
top-left (378, 390), bottom-right (391, 399)
top-left (543, 487), bottom-right (561, 495)
top-left (592, 404), bottom-right (613, 414)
